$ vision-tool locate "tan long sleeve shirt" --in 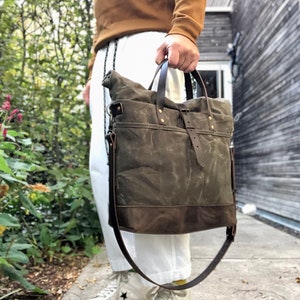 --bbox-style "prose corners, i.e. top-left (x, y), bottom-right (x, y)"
top-left (88, 0), bottom-right (206, 77)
